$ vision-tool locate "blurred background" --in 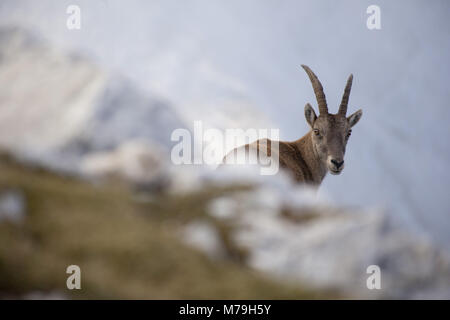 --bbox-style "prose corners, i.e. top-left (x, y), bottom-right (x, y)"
top-left (0, 0), bottom-right (449, 299)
